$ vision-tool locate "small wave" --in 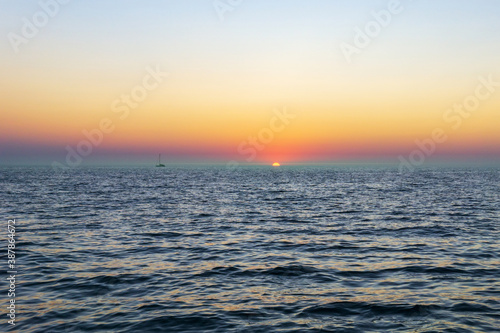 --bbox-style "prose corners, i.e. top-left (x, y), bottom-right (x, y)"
top-left (127, 314), bottom-right (230, 332)
top-left (299, 302), bottom-right (441, 318)
top-left (451, 302), bottom-right (496, 313)
top-left (195, 266), bottom-right (242, 277)
top-left (263, 264), bottom-right (322, 277)
top-left (141, 231), bottom-right (182, 238)
top-left (196, 213), bottom-right (215, 218)
top-left (89, 274), bottom-right (152, 285)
